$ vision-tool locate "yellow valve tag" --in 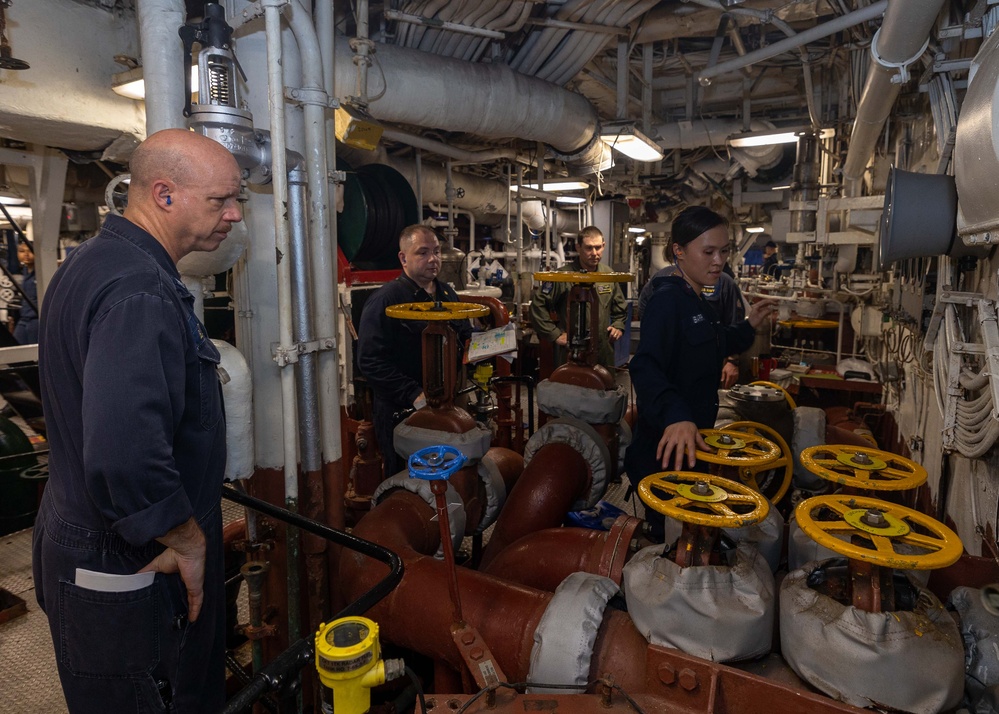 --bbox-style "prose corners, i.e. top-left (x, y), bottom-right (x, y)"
top-left (676, 482), bottom-right (729, 503)
top-left (842, 508), bottom-right (910, 537)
